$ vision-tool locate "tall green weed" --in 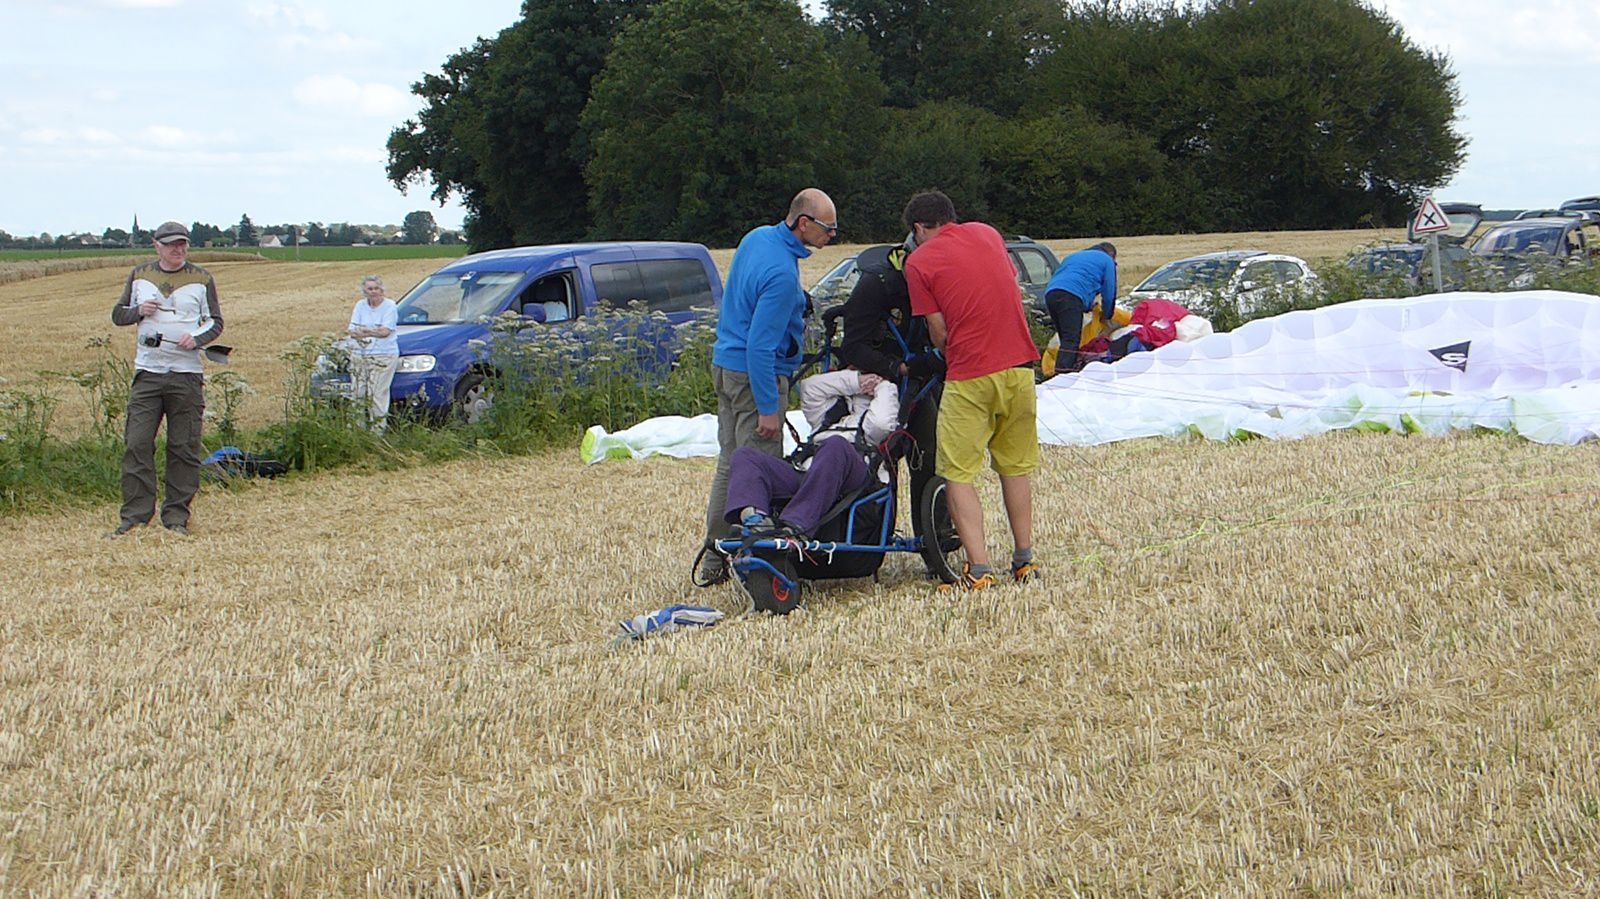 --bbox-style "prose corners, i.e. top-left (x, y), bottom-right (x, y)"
top-left (1, 306), bottom-right (720, 517)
